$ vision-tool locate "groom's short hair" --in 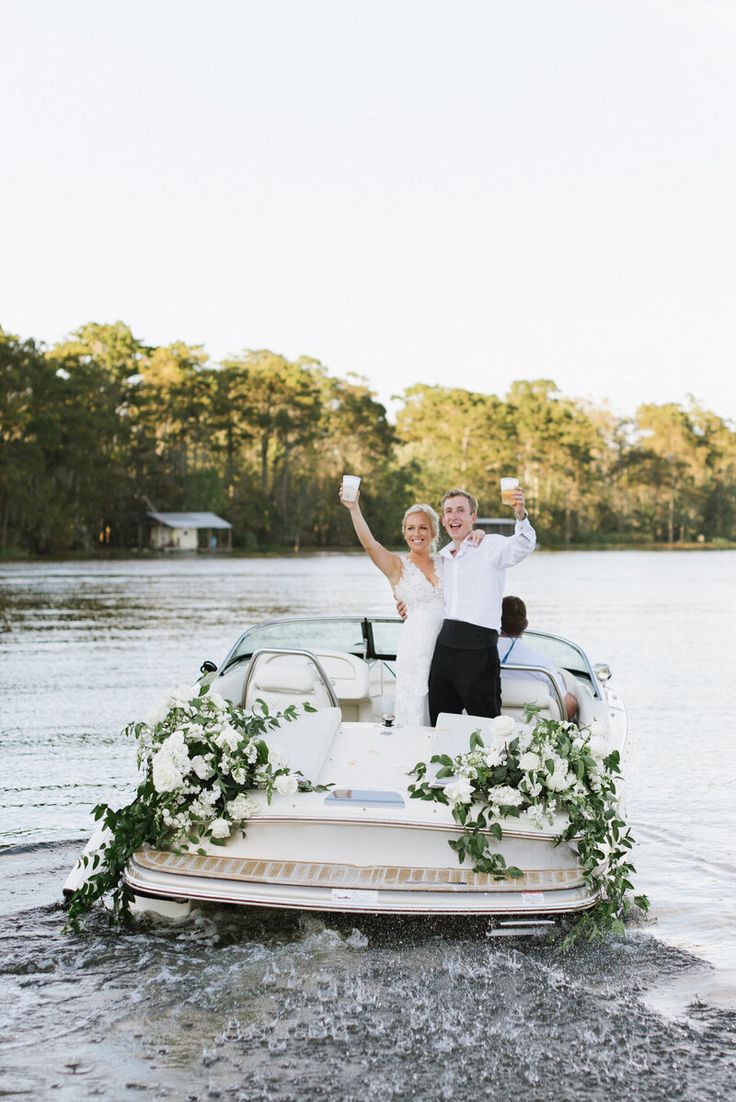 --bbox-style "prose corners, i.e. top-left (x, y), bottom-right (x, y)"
top-left (441, 488), bottom-right (478, 514)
